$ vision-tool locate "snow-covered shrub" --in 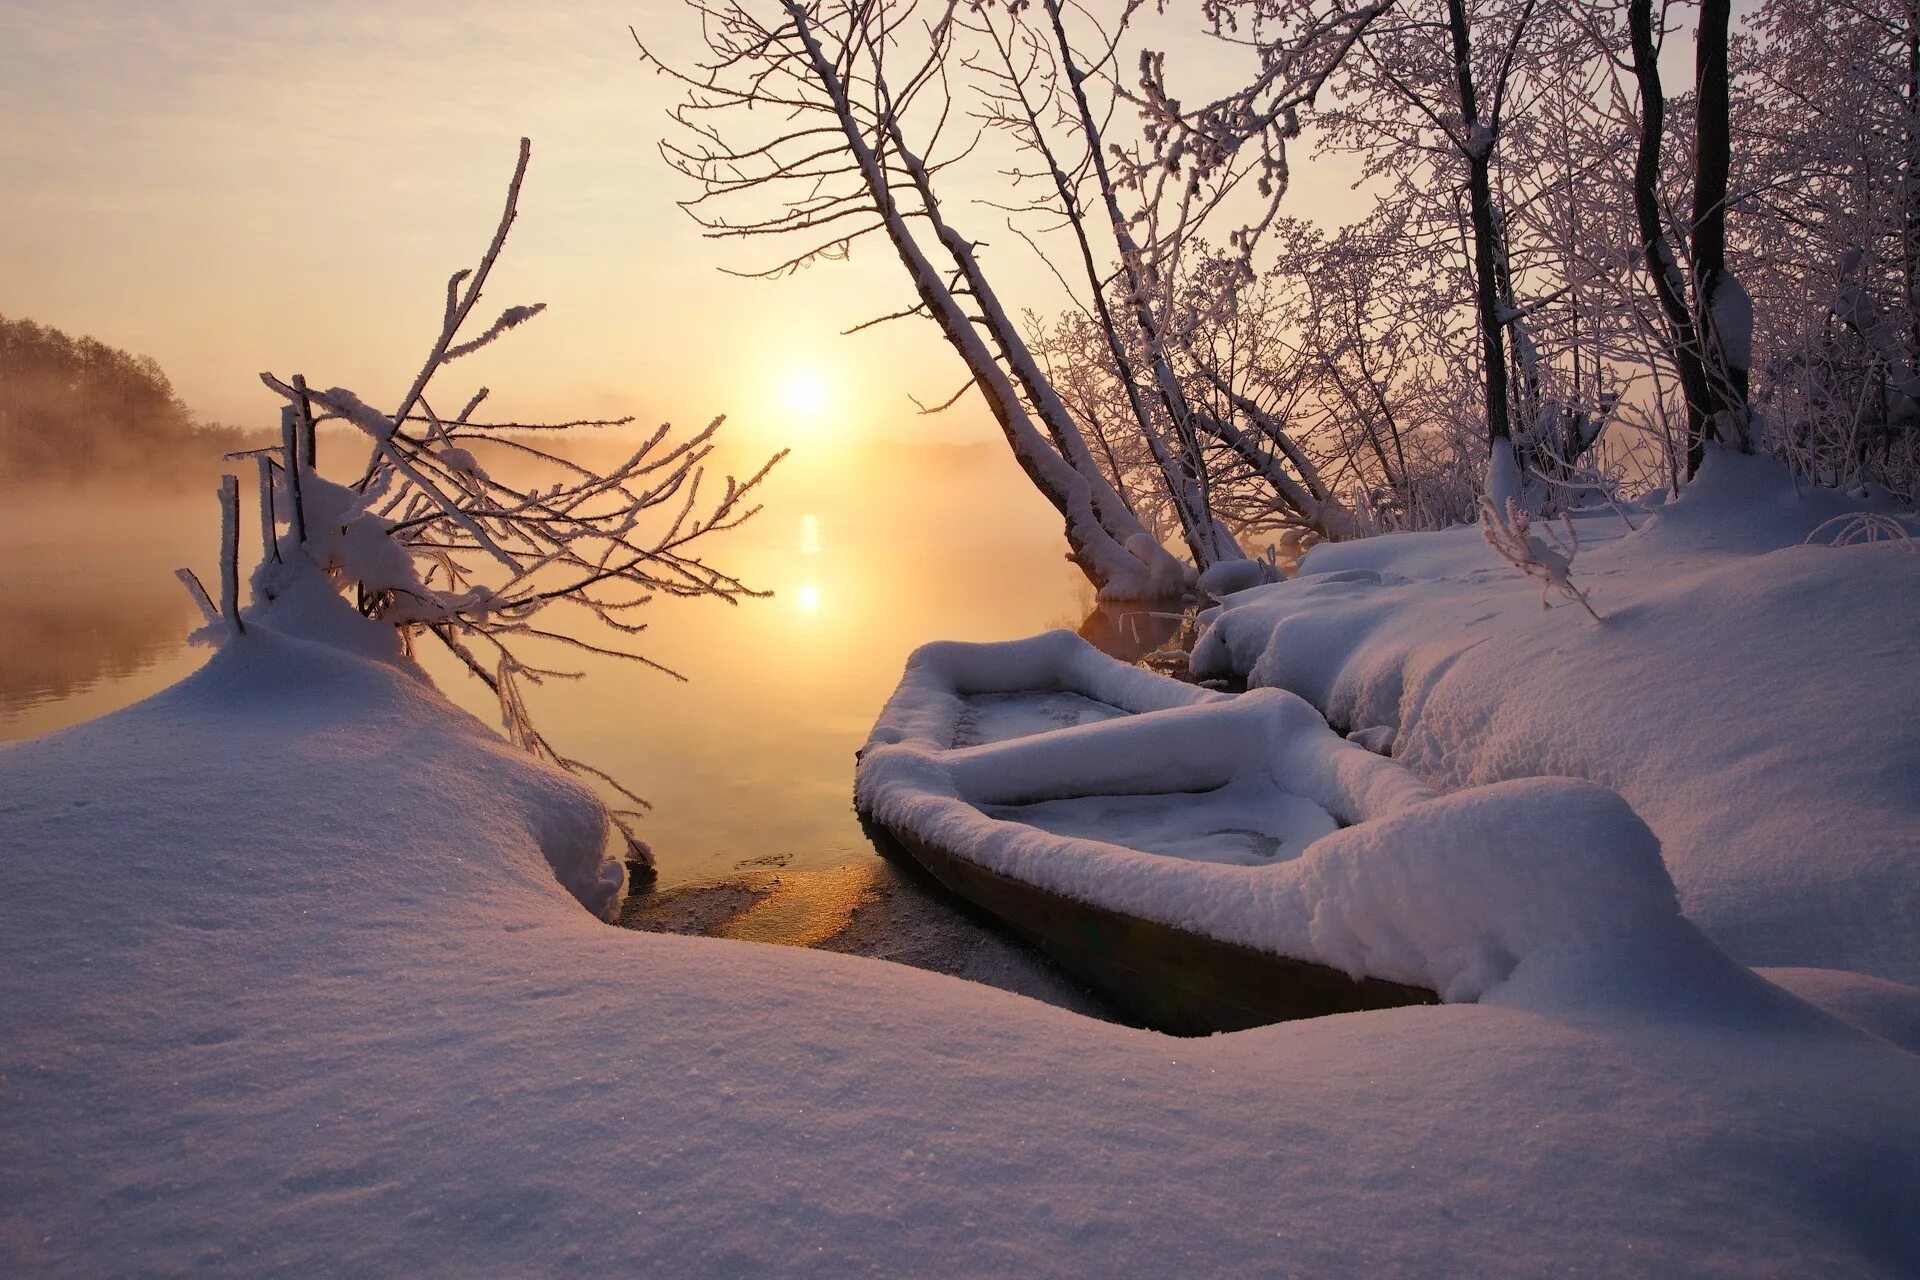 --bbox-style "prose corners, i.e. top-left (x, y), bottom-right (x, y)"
top-left (179, 139), bottom-right (781, 879)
